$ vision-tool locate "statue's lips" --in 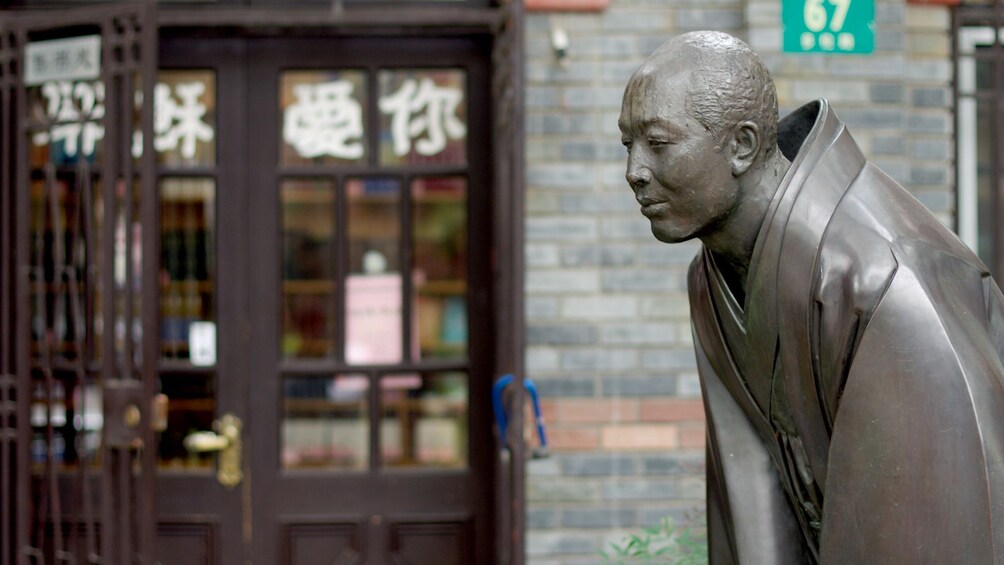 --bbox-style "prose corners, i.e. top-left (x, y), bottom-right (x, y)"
top-left (640, 201), bottom-right (670, 218)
